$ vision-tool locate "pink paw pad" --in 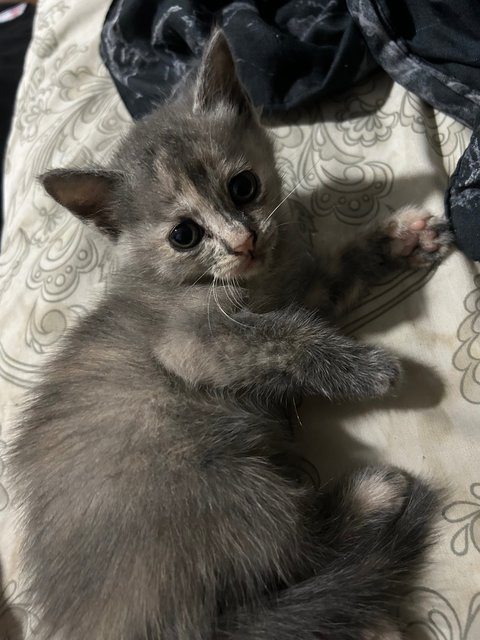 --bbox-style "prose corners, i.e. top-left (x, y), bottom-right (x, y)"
top-left (385, 208), bottom-right (453, 266)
